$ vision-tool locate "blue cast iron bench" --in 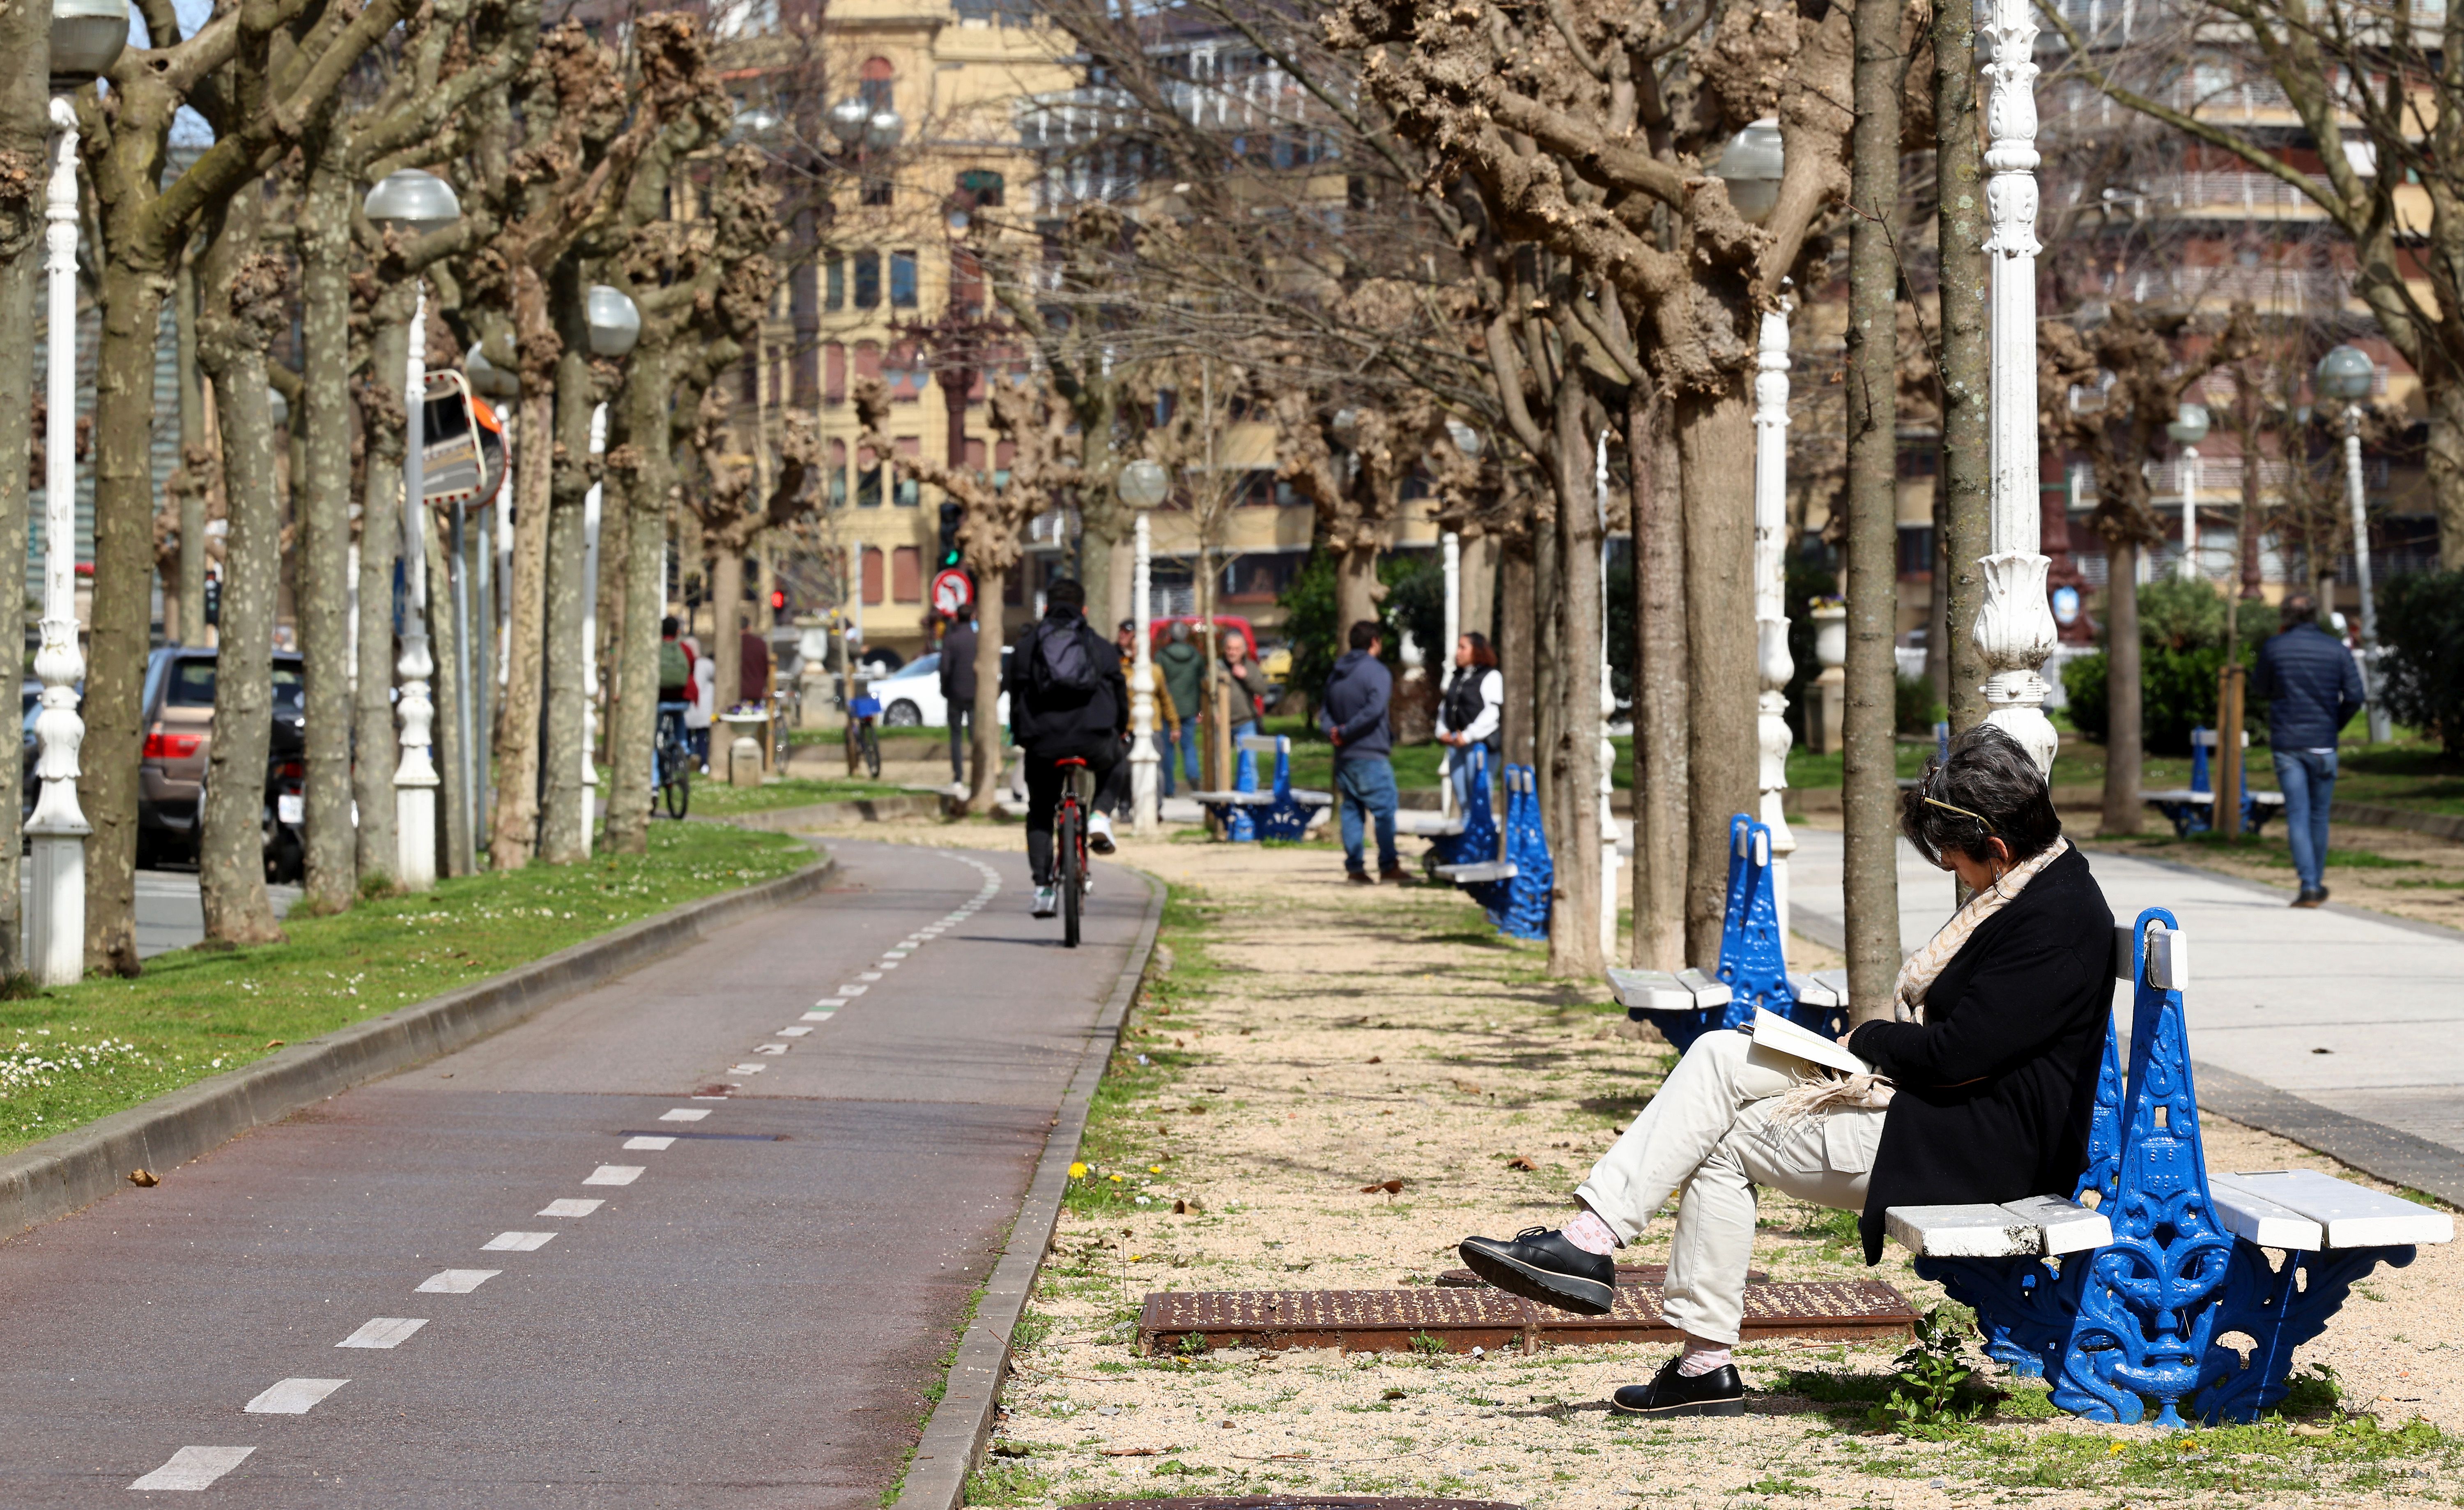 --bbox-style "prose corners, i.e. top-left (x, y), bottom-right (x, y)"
top-left (1397, 742), bottom-right (1499, 873)
top-left (1610, 814), bottom-right (1850, 1053)
top-left (1434, 762), bottom-right (1551, 940)
top-left (1889, 909), bottom-right (2452, 1425)
top-left (2145, 726), bottom-right (2285, 838)
top-left (1191, 734), bottom-right (1331, 841)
